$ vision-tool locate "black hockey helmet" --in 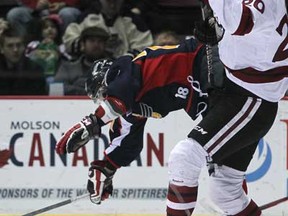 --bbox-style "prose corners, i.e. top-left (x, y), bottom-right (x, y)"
top-left (85, 58), bottom-right (114, 103)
